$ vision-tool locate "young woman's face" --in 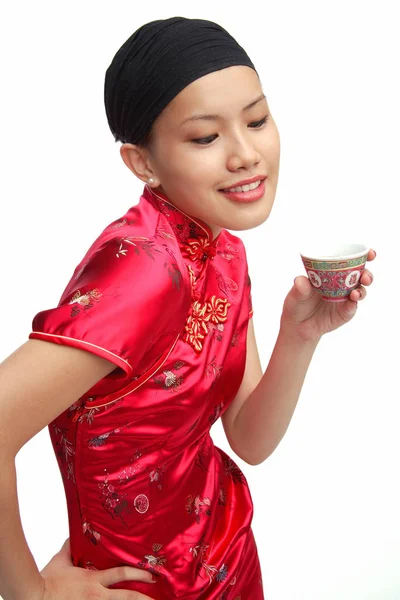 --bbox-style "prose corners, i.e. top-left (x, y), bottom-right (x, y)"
top-left (147, 65), bottom-right (280, 238)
